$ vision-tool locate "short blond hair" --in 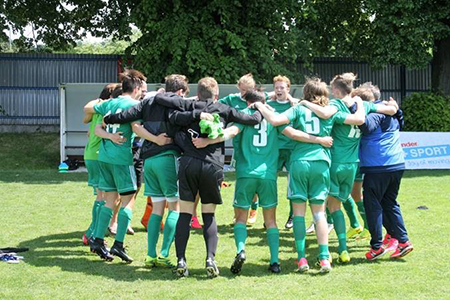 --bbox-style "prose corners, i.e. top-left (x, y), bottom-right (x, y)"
top-left (237, 73), bottom-right (255, 89)
top-left (351, 87), bottom-right (375, 102)
top-left (331, 72), bottom-right (357, 96)
top-left (359, 82), bottom-right (381, 100)
top-left (273, 75), bottom-right (291, 88)
top-left (198, 77), bottom-right (219, 100)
